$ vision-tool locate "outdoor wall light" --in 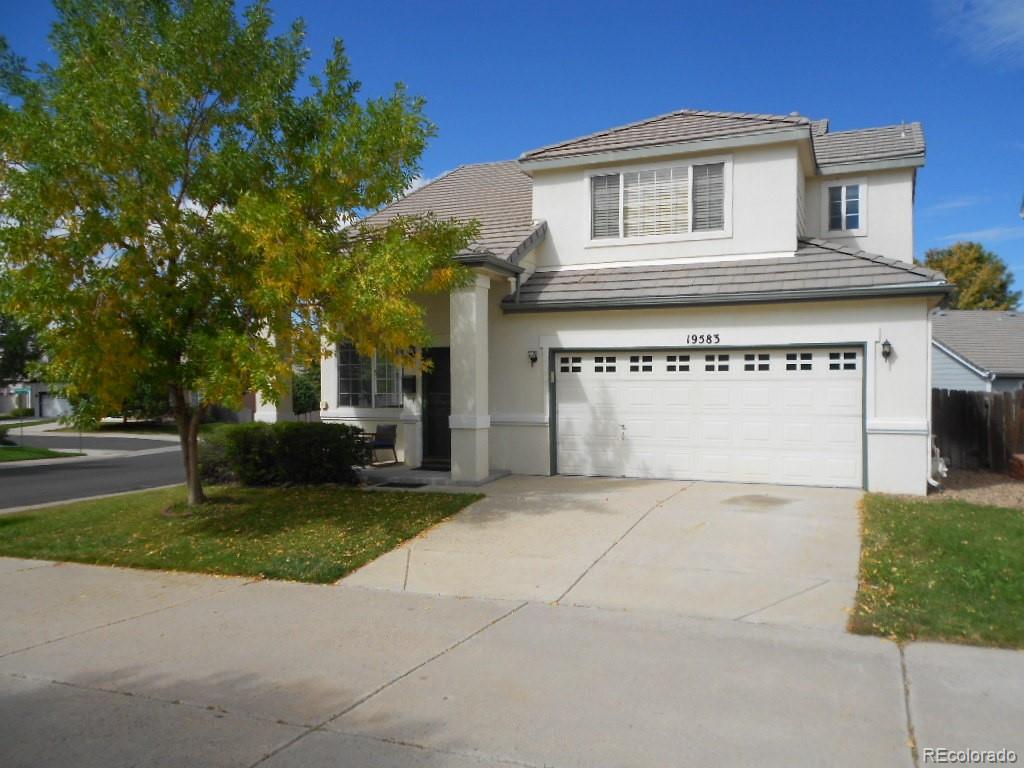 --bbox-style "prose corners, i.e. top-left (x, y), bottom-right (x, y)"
top-left (881, 340), bottom-right (893, 360)
top-left (528, 350), bottom-right (538, 367)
